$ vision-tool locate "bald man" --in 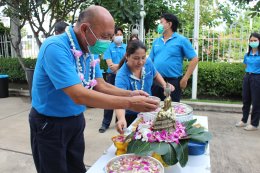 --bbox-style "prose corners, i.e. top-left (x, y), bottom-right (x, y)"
top-left (29, 5), bottom-right (158, 173)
